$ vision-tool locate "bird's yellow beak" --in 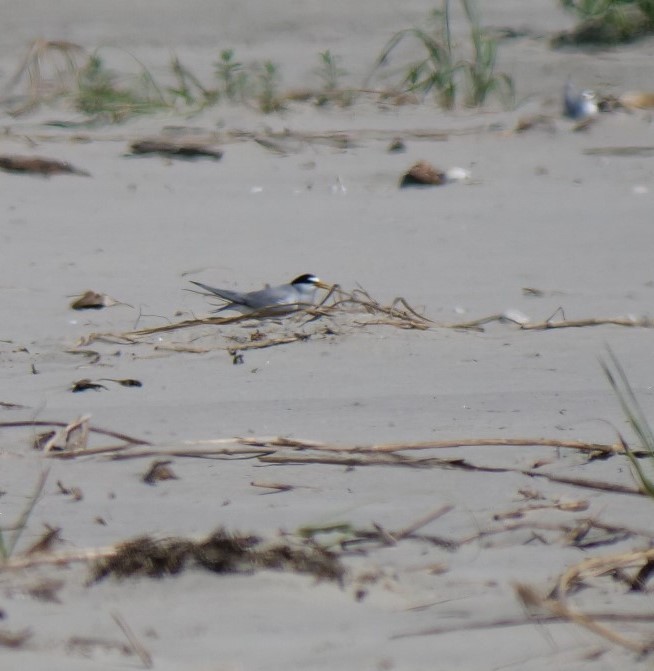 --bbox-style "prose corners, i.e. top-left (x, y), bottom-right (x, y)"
top-left (315, 280), bottom-right (332, 291)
